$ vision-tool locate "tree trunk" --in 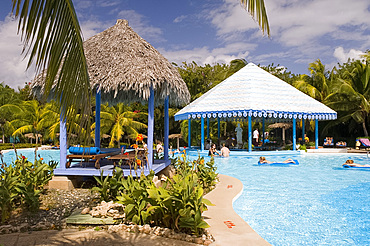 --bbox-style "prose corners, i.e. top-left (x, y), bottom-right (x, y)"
top-left (363, 121), bottom-right (369, 137)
